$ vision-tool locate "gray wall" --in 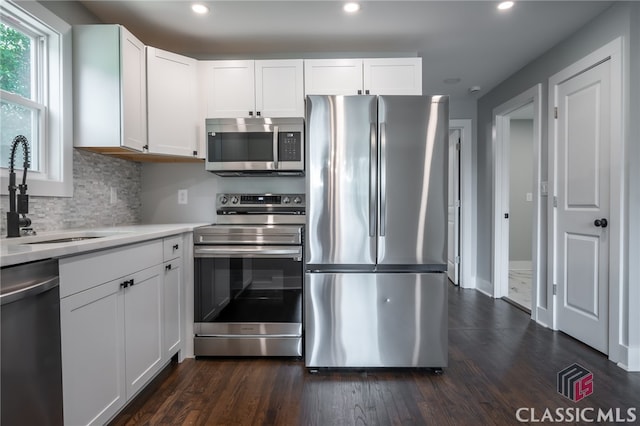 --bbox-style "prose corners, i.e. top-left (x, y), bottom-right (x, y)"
top-left (476, 2), bottom-right (634, 284)
top-left (476, 2), bottom-right (639, 361)
top-left (140, 164), bottom-right (304, 224)
top-left (508, 119), bottom-right (533, 264)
